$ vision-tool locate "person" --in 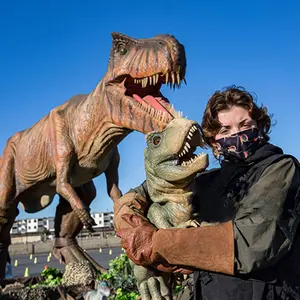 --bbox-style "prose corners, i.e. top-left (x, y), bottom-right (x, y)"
top-left (114, 86), bottom-right (300, 300)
